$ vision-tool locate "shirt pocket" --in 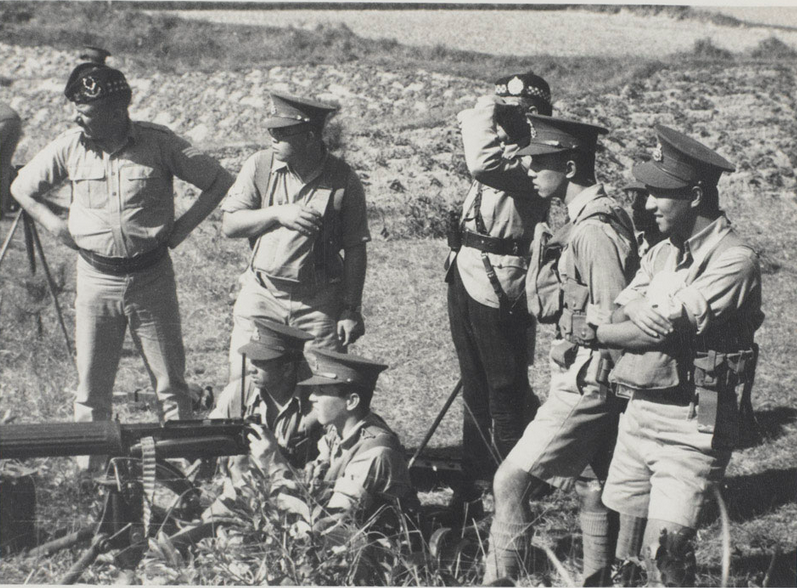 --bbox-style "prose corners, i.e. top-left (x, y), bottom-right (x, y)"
top-left (120, 164), bottom-right (169, 209)
top-left (71, 165), bottom-right (107, 210)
